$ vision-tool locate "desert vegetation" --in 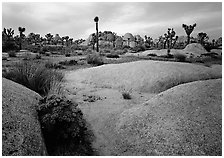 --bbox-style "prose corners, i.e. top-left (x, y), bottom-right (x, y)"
top-left (2, 7), bottom-right (222, 156)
